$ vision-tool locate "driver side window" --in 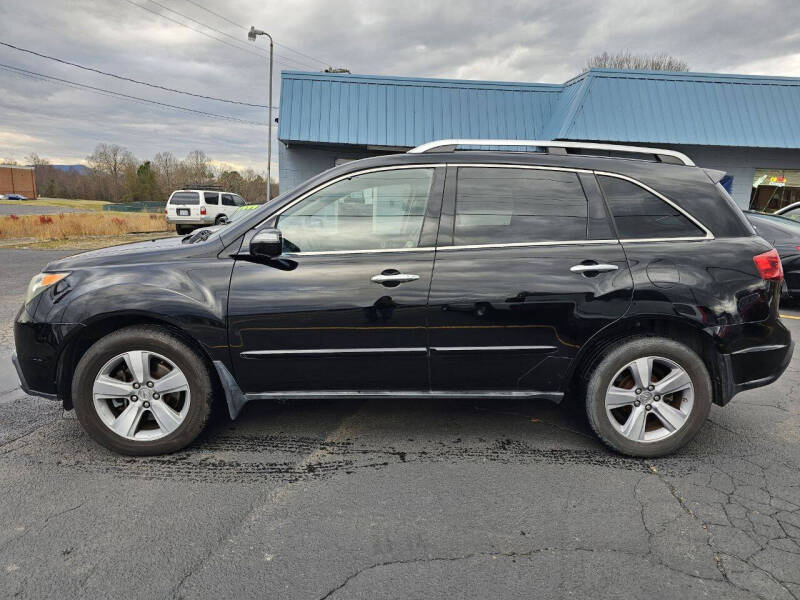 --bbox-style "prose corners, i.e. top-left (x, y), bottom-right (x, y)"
top-left (276, 168), bottom-right (434, 252)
